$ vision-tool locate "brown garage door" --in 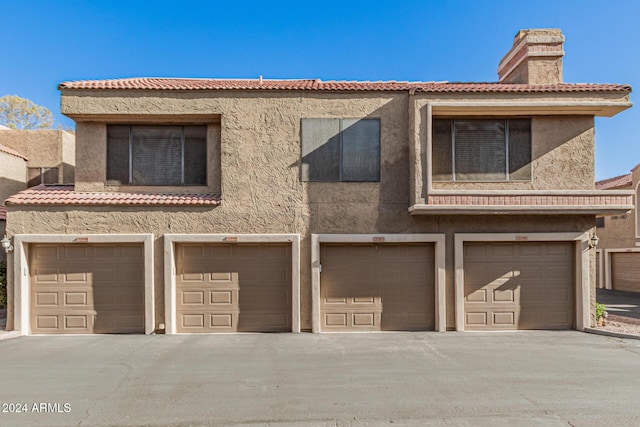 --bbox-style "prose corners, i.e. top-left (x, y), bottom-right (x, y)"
top-left (320, 243), bottom-right (435, 332)
top-left (176, 243), bottom-right (291, 333)
top-left (30, 243), bottom-right (145, 334)
top-left (464, 242), bottom-right (574, 330)
top-left (612, 252), bottom-right (640, 292)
